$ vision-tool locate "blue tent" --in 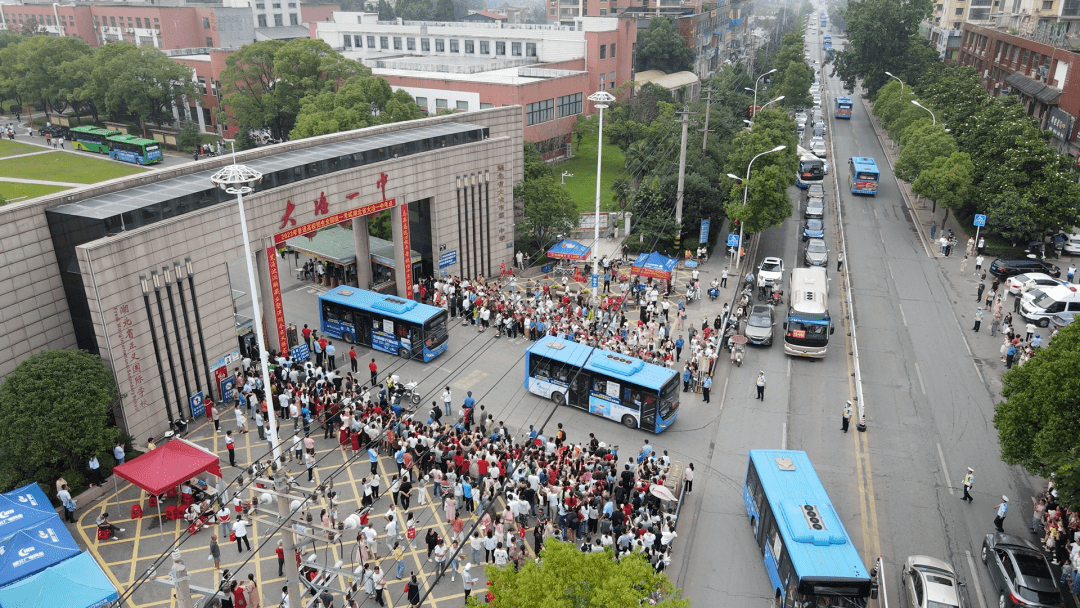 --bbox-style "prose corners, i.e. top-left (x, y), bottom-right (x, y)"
top-left (0, 514), bottom-right (80, 587)
top-left (0, 552), bottom-right (118, 608)
top-left (547, 240), bottom-right (591, 260)
top-left (0, 485), bottom-right (57, 540)
top-left (631, 251), bottom-right (678, 279)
